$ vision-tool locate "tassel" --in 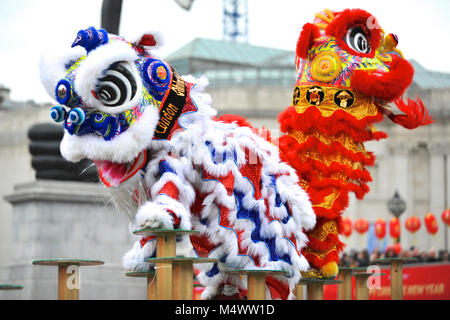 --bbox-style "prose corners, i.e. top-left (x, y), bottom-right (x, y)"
top-left (388, 97), bottom-right (433, 129)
